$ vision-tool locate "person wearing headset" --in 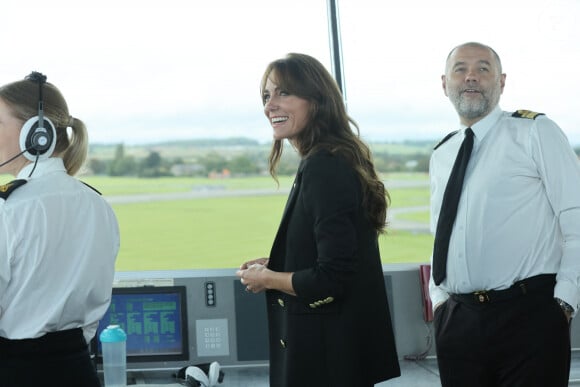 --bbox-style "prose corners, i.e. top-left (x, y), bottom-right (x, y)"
top-left (0, 73), bottom-right (120, 387)
top-left (236, 53), bottom-right (400, 387)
